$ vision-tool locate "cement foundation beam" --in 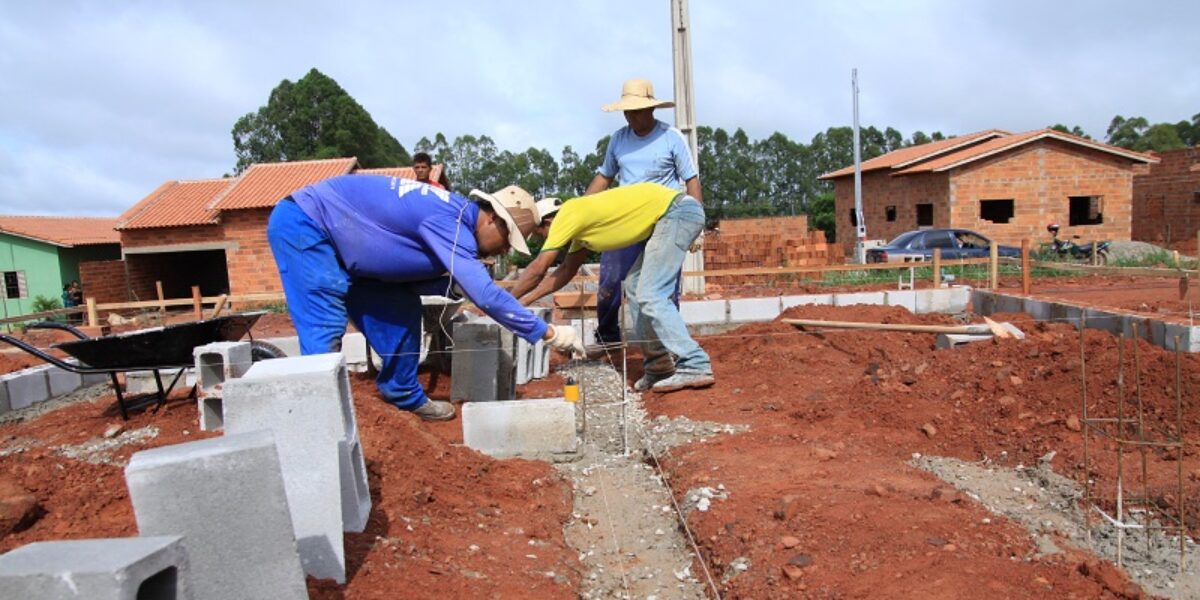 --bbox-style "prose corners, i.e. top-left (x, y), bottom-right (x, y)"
top-left (124, 430), bottom-right (307, 600)
top-left (0, 536), bottom-right (192, 600)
